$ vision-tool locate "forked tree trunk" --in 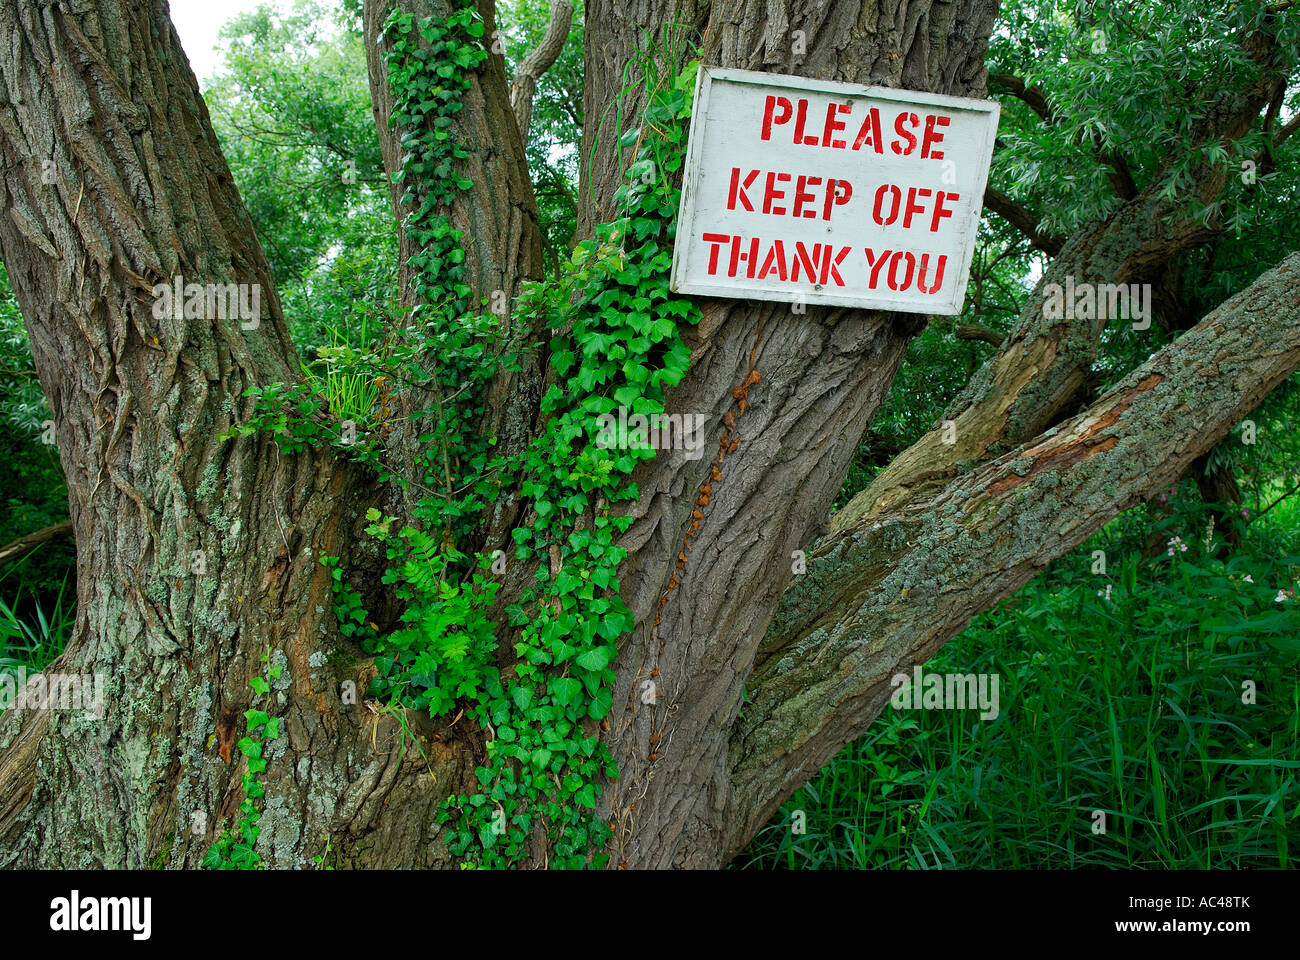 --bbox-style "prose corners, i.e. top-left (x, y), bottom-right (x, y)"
top-left (0, 0), bottom-right (1296, 870)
